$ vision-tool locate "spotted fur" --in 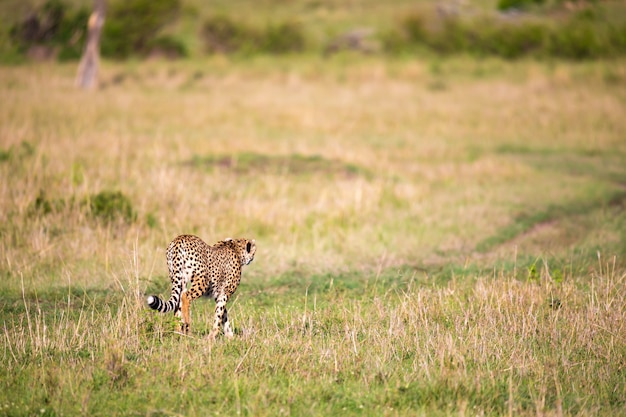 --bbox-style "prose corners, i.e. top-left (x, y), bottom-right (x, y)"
top-left (147, 235), bottom-right (256, 338)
